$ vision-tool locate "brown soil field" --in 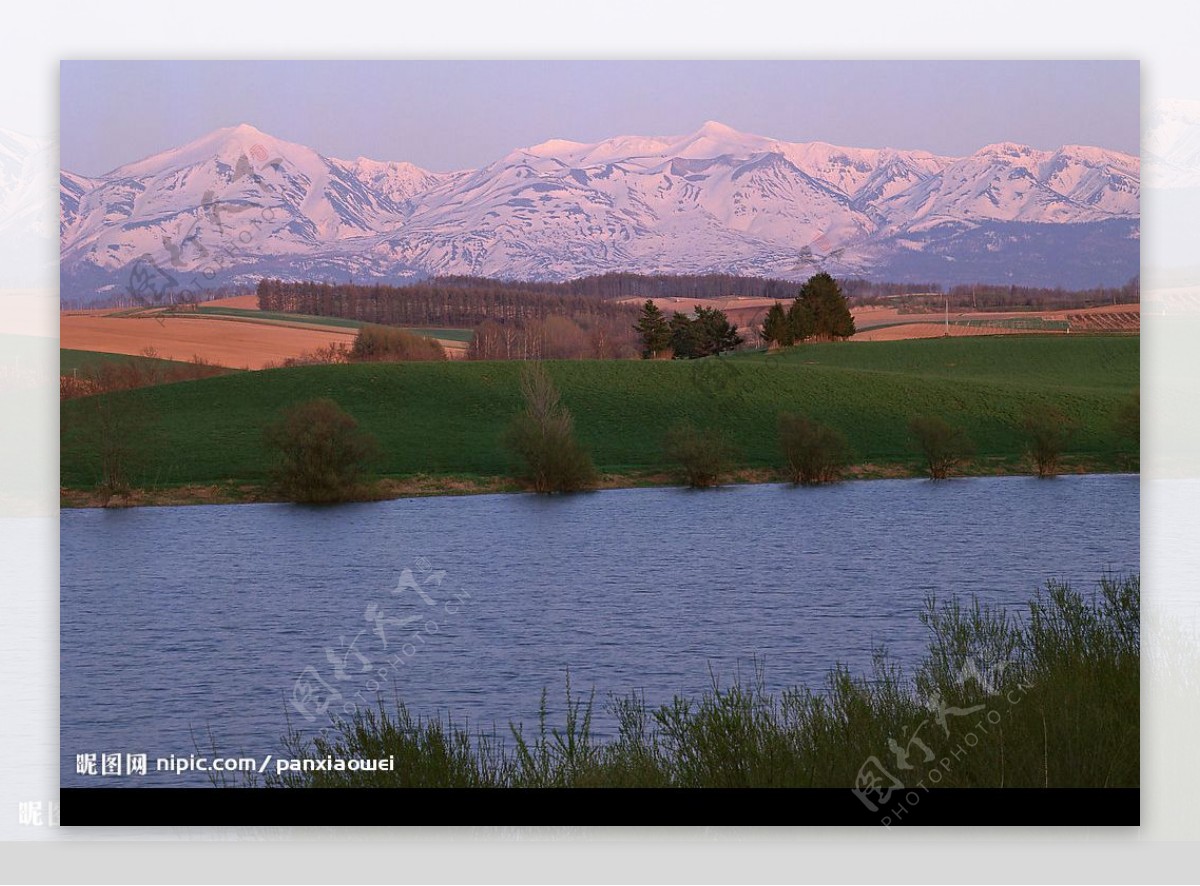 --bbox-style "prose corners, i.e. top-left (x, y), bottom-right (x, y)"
top-left (851, 322), bottom-right (1047, 342)
top-left (60, 314), bottom-right (359, 369)
top-left (852, 304), bottom-right (1139, 340)
top-left (1064, 309), bottom-right (1141, 333)
top-left (61, 296), bottom-right (1134, 370)
top-left (195, 294), bottom-right (470, 356)
top-left (201, 294), bottom-right (260, 310)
